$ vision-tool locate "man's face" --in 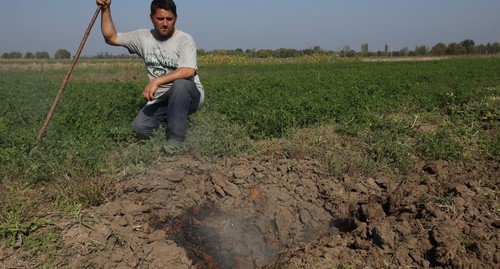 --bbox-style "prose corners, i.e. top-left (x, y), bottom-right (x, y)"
top-left (151, 9), bottom-right (177, 40)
